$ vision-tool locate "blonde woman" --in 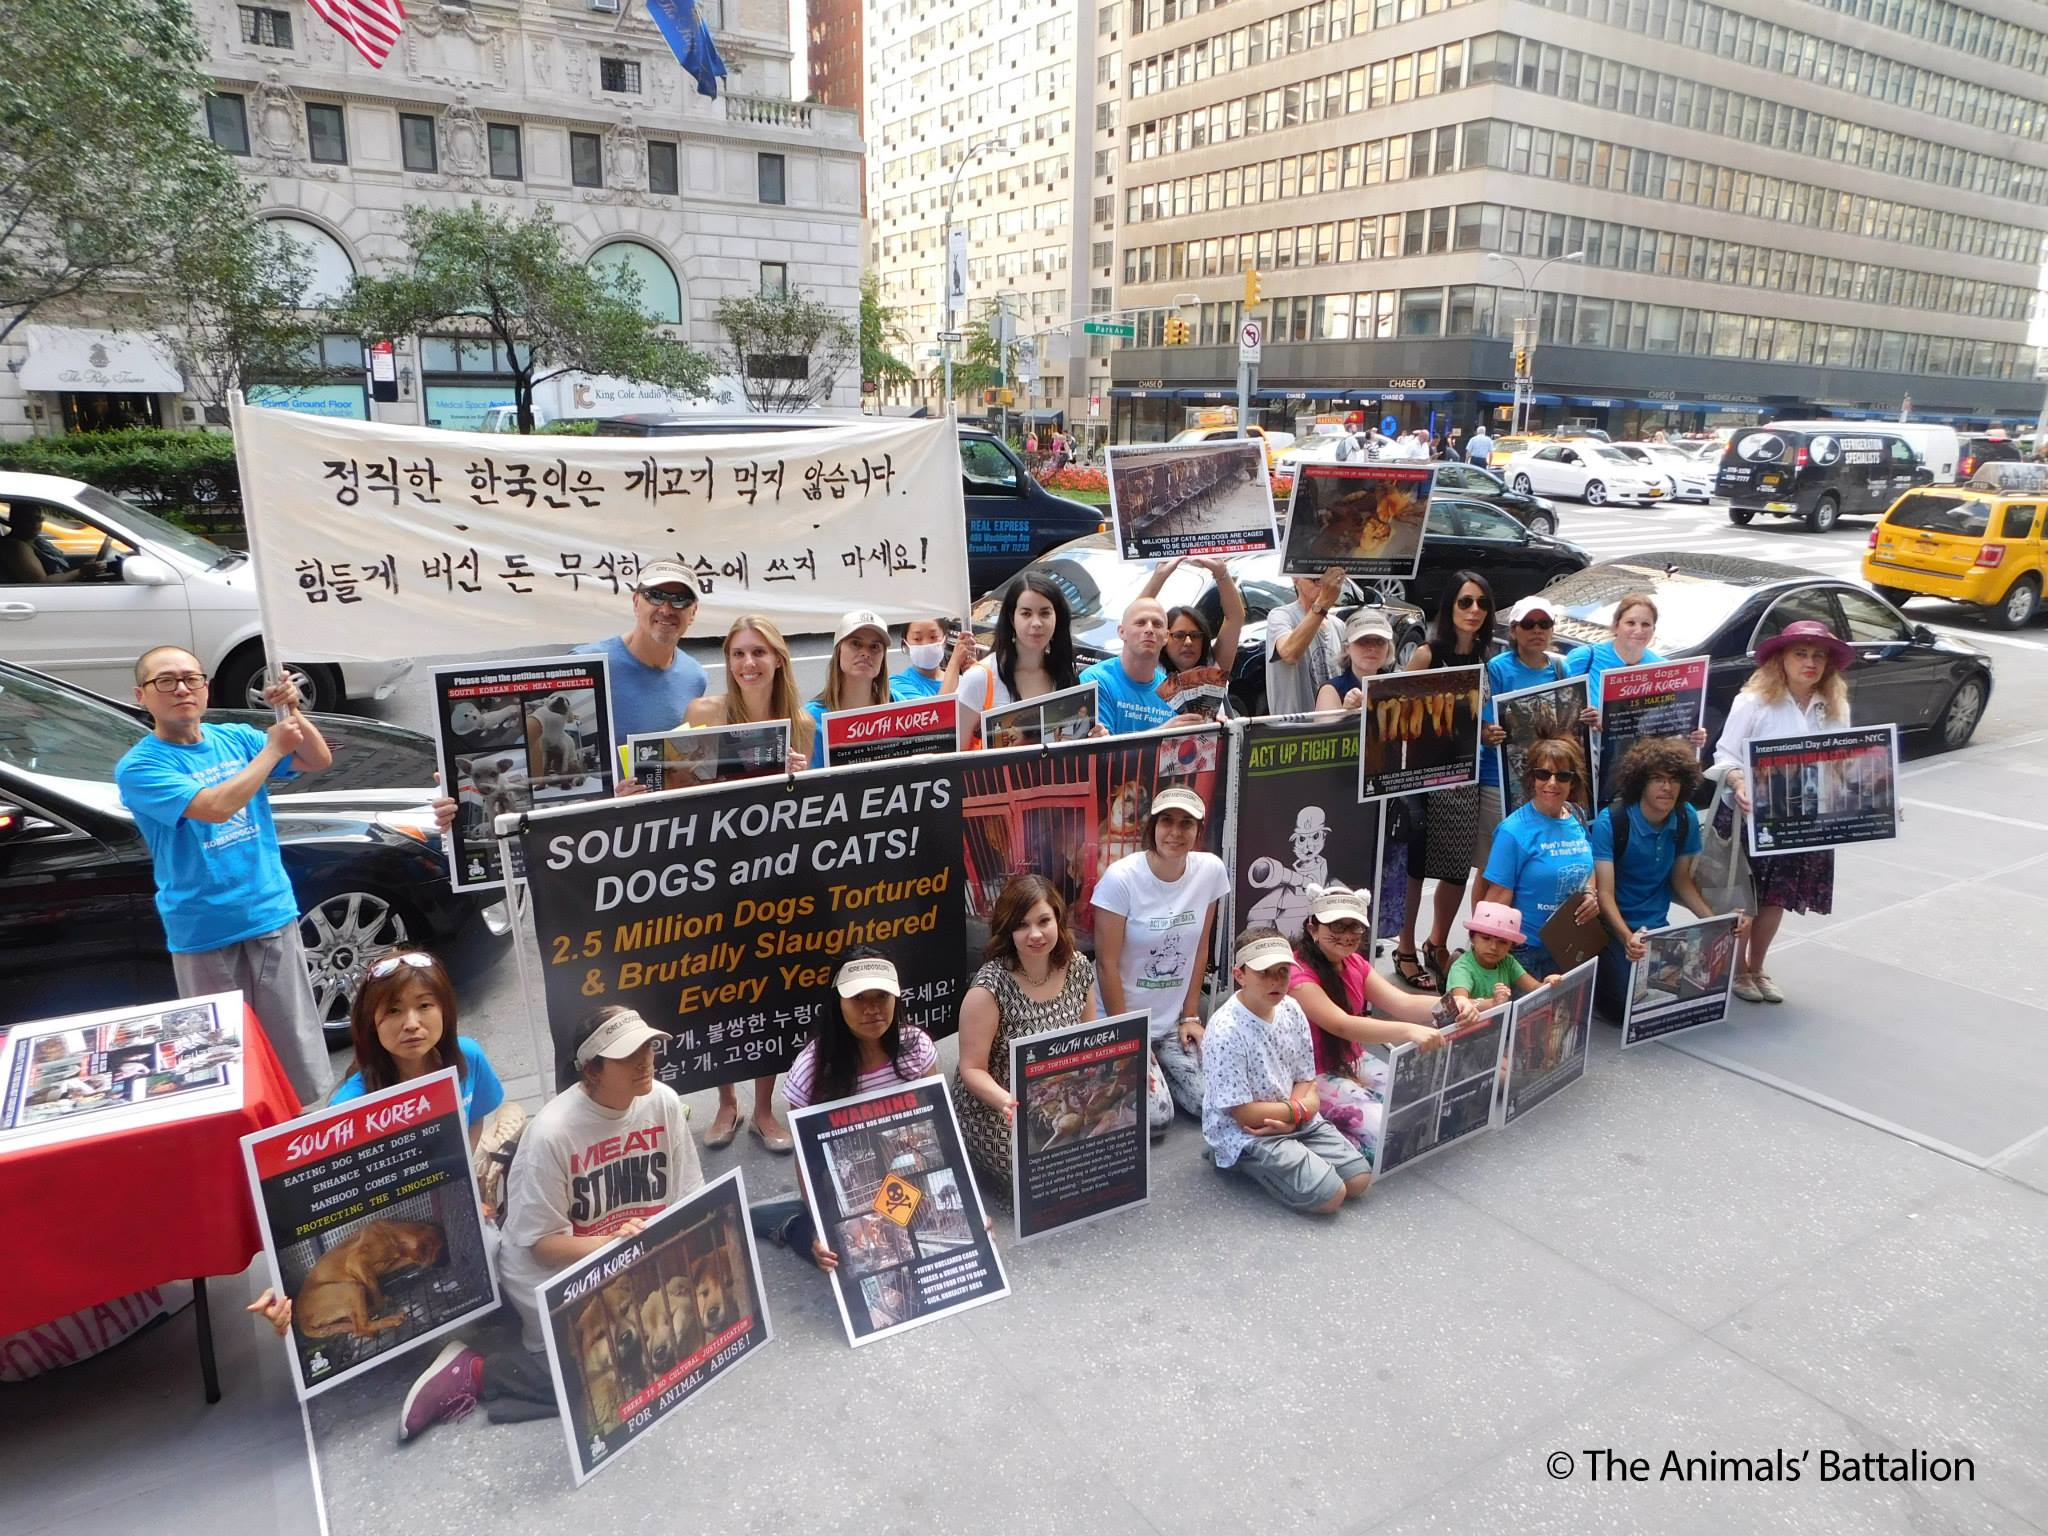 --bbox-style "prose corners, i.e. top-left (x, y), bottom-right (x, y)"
top-left (1709, 620), bottom-right (1854, 1004)
top-left (801, 610), bottom-right (892, 767)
